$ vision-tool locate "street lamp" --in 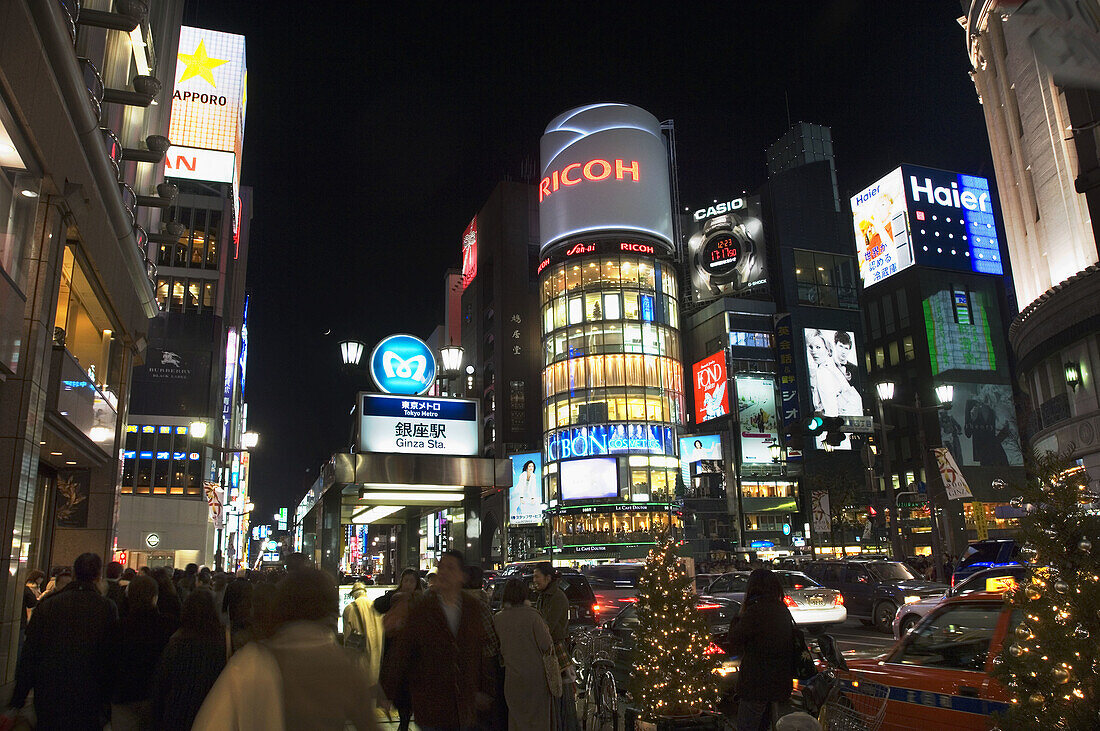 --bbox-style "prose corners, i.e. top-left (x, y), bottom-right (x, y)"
top-left (439, 344), bottom-right (464, 375)
top-left (769, 442), bottom-right (782, 463)
top-left (339, 339), bottom-right (365, 367)
top-left (241, 431), bottom-right (259, 449)
top-left (934, 384), bottom-right (954, 406)
top-left (189, 420), bottom-right (208, 440)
